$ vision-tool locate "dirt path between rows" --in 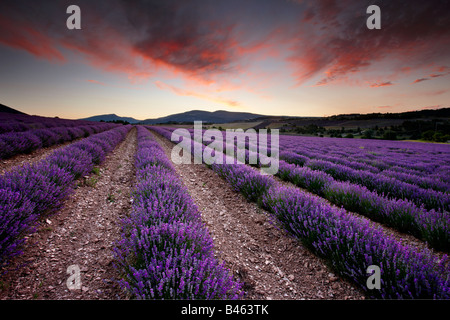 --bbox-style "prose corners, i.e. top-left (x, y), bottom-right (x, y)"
top-left (0, 127), bottom-right (137, 300)
top-left (152, 131), bottom-right (366, 300)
